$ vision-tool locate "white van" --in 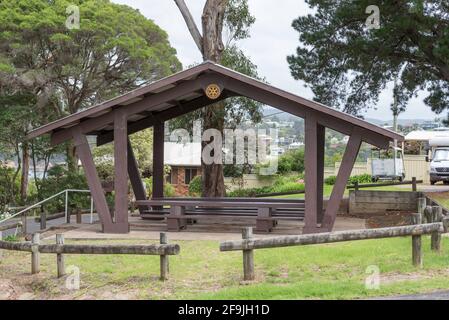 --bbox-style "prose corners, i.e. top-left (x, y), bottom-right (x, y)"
top-left (428, 138), bottom-right (449, 185)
